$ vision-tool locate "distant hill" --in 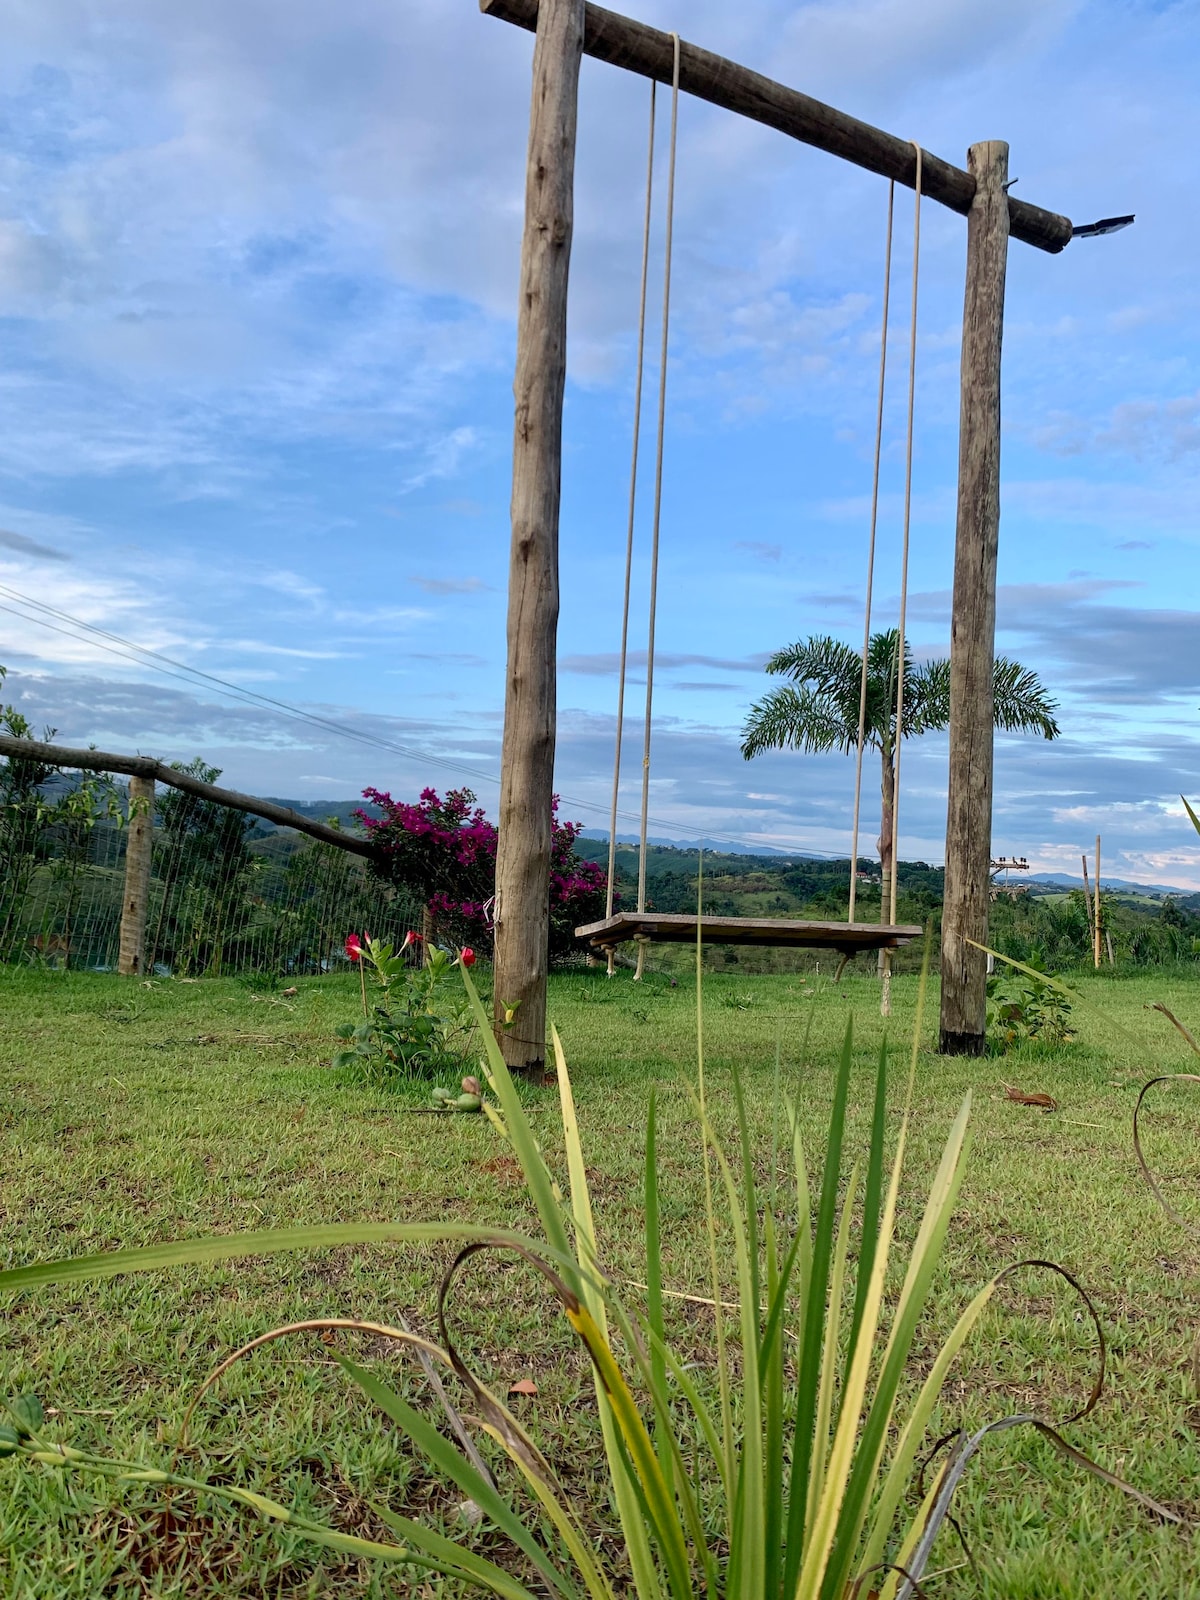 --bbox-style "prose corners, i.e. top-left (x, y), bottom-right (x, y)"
top-left (1026, 872), bottom-right (1193, 897)
top-left (578, 828), bottom-right (804, 858)
top-left (259, 797), bottom-right (378, 831)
